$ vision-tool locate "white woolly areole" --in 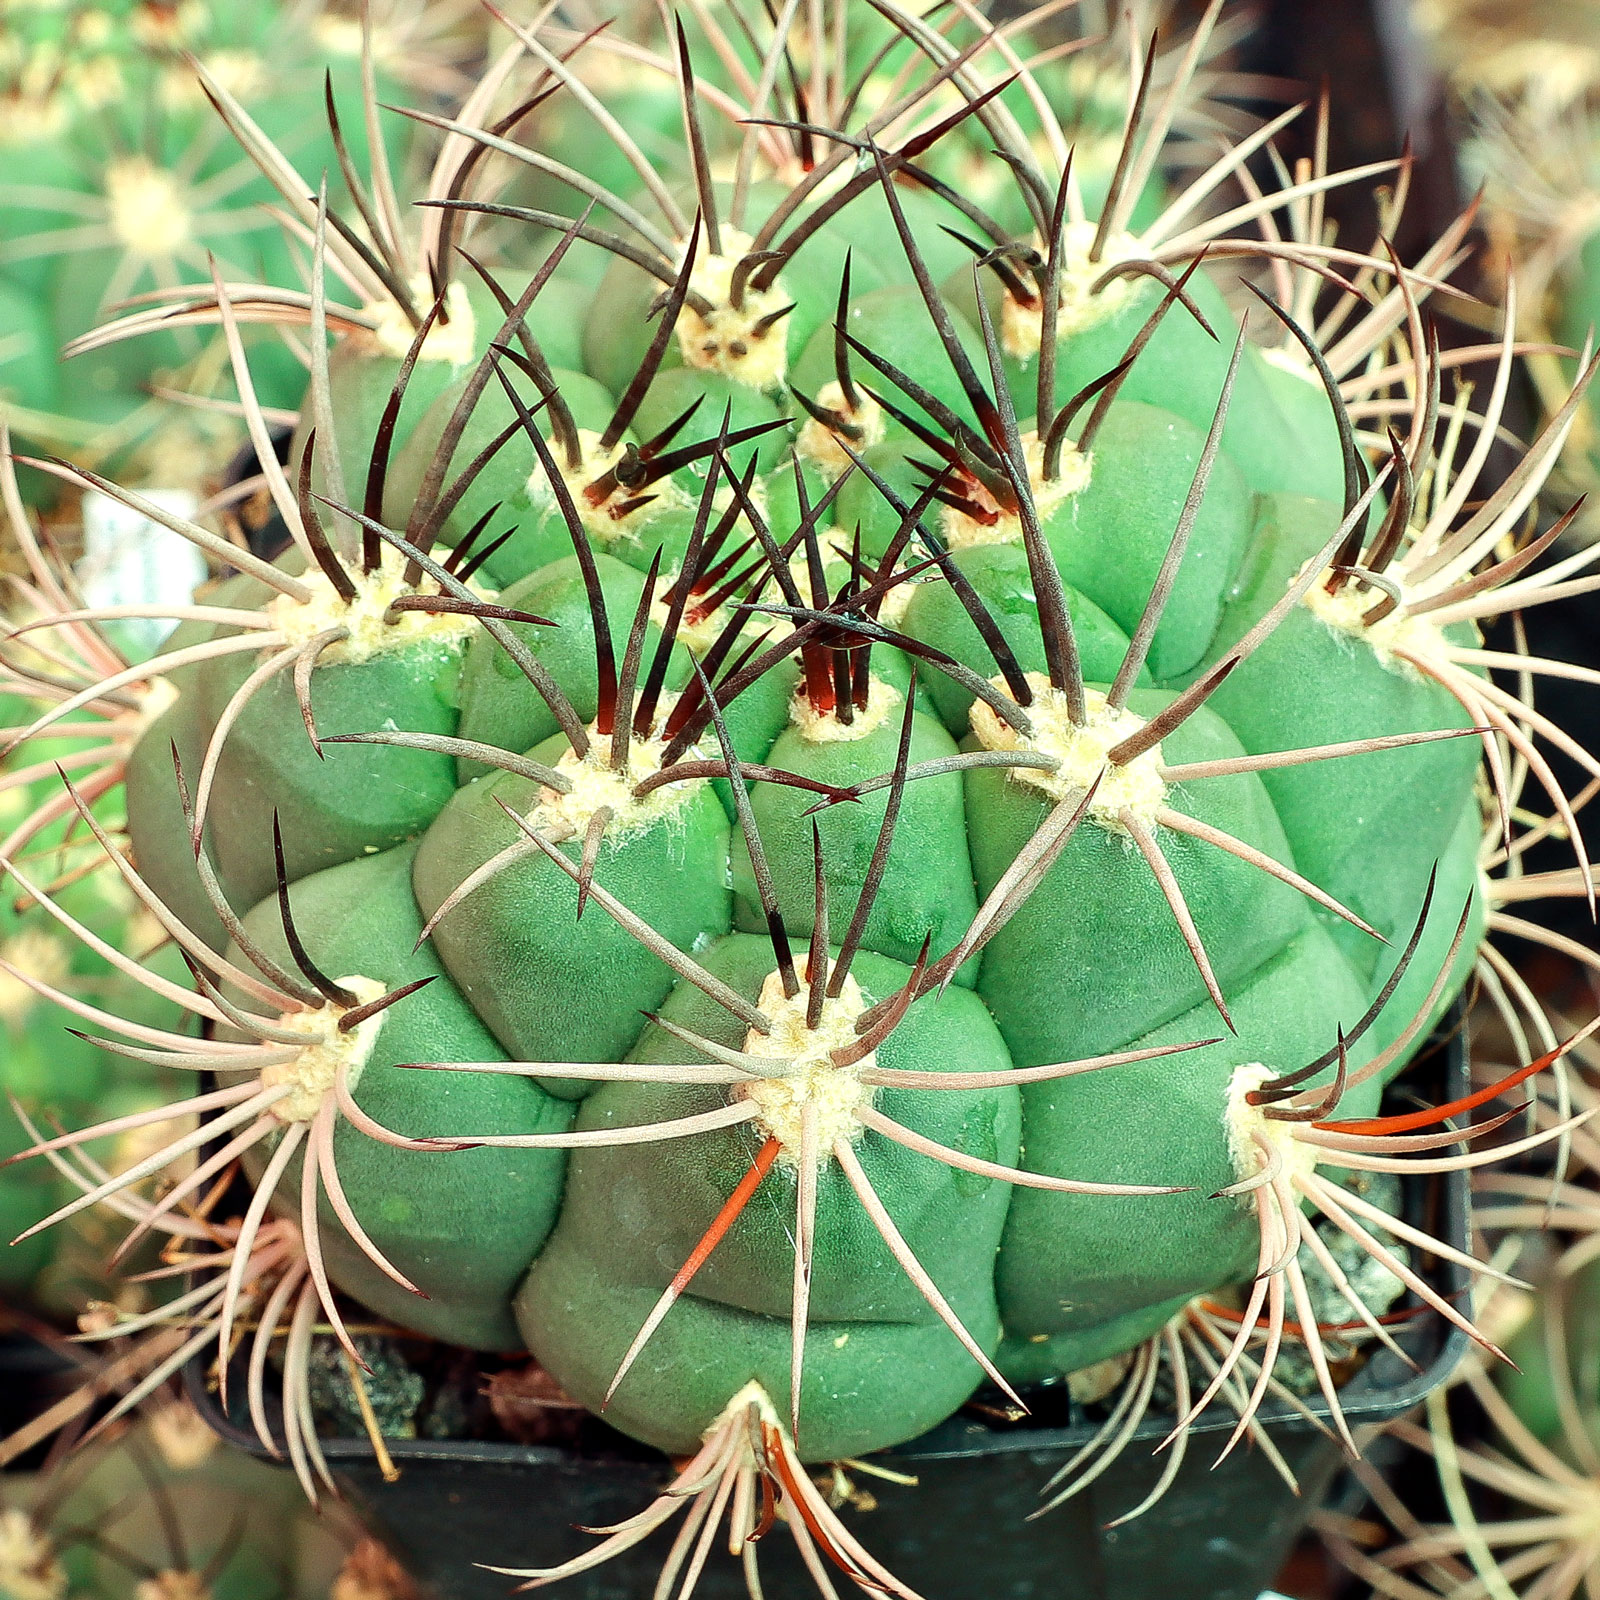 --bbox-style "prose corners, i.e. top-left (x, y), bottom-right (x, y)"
top-left (363, 276), bottom-right (476, 365)
top-left (649, 571), bottom-right (731, 655)
top-left (969, 673), bottom-right (1165, 832)
top-left (70, 54), bottom-right (125, 112)
top-left (740, 964), bottom-right (875, 1163)
top-left (523, 710), bottom-right (701, 843)
top-left (160, 49), bottom-right (266, 110)
top-left (265, 542), bottom-right (486, 663)
top-left (105, 157), bottom-right (191, 258)
top-left (148, 1397), bottom-right (218, 1472)
top-left (941, 432), bottom-right (1091, 549)
top-left (74, 14), bottom-right (118, 49)
top-left (795, 380), bottom-right (885, 471)
top-left (1000, 220), bottom-right (1142, 359)
top-left (1067, 1348), bottom-right (1135, 1405)
top-left (137, 1573), bottom-right (210, 1600)
top-left (312, 13), bottom-right (371, 55)
top-left (709, 1378), bottom-right (785, 1439)
top-left (675, 228), bottom-right (792, 390)
top-left (789, 674), bottom-right (902, 742)
top-left (1224, 1063), bottom-right (1322, 1192)
top-left (130, 1), bottom-right (206, 45)
top-left (1259, 344), bottom-right (1321, 385)
top-left (0, 94), bottom-right (69, 147)
top-left (525, 426), bottom-right (690, 543)
top-left (0, 1510), bottom-right (64, 1600)
top-left (264, 976), bottom-right (387, 1125)
top-left (877, 568), bottom-right (922, 628)
top-left (1299, 561), bottom-right (1456, 674)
